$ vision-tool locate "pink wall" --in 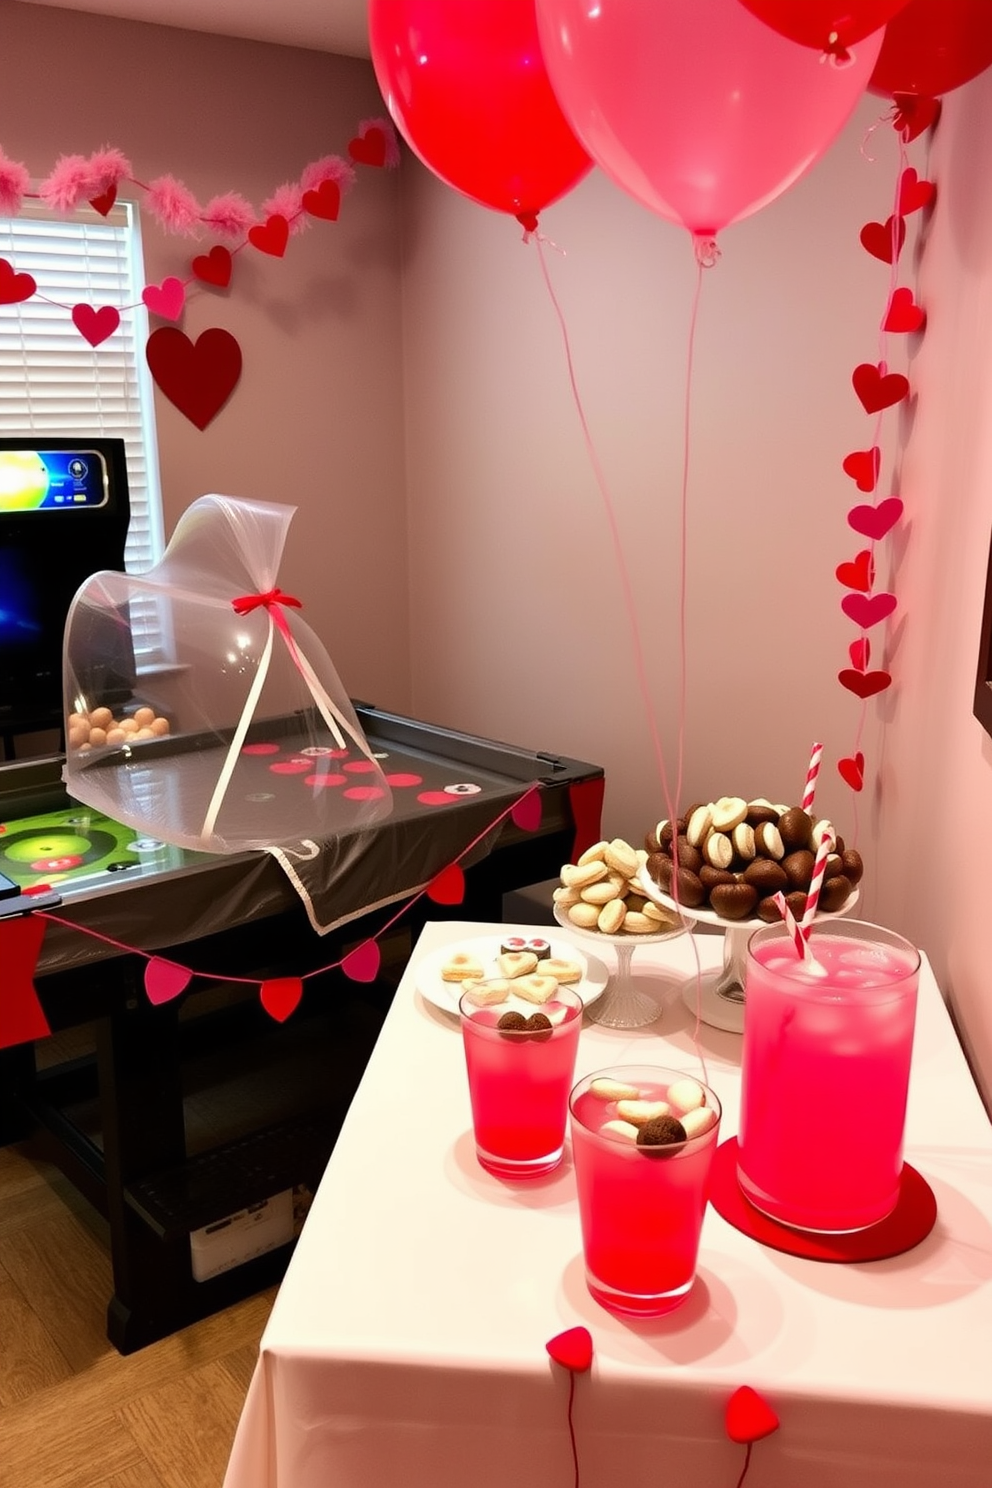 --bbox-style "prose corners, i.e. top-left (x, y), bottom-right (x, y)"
top-left (1, 0), bottom-right (411, 712)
